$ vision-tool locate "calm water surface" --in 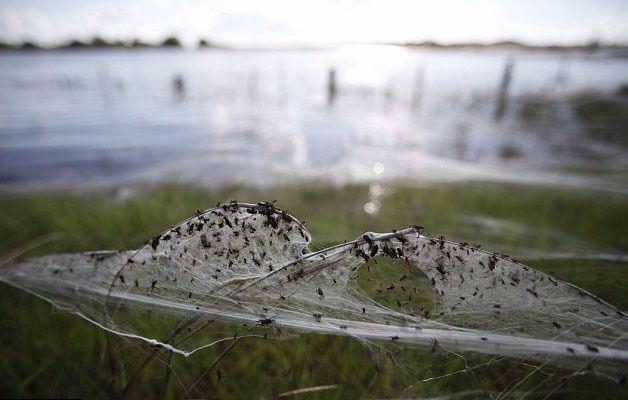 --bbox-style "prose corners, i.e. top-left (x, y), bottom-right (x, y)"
top-left (1, 45), bottom-right (627, 192)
